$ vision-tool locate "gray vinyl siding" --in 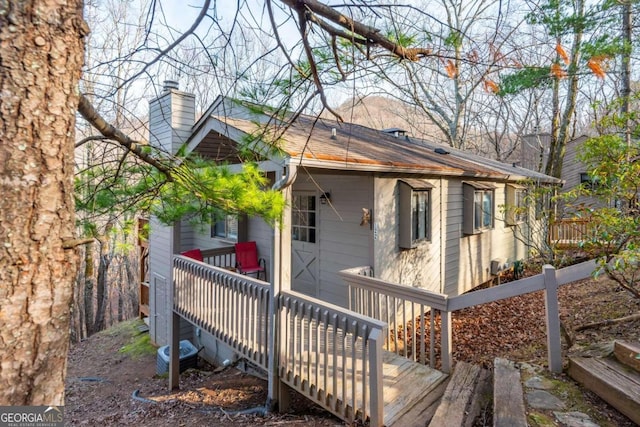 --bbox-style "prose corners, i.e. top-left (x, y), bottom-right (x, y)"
top-left (560, 136), bottom-right (604, 211)
top-left (443, 180), bottom-right (530, 296)
top-left (148, 216), bottom-right (174, 345)
top-left (293, 170), bottom-right (373, 307)
top-left (148, 89), bottom-right (195, 155)
top-left (374, 176), bottom-right (443, 294)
